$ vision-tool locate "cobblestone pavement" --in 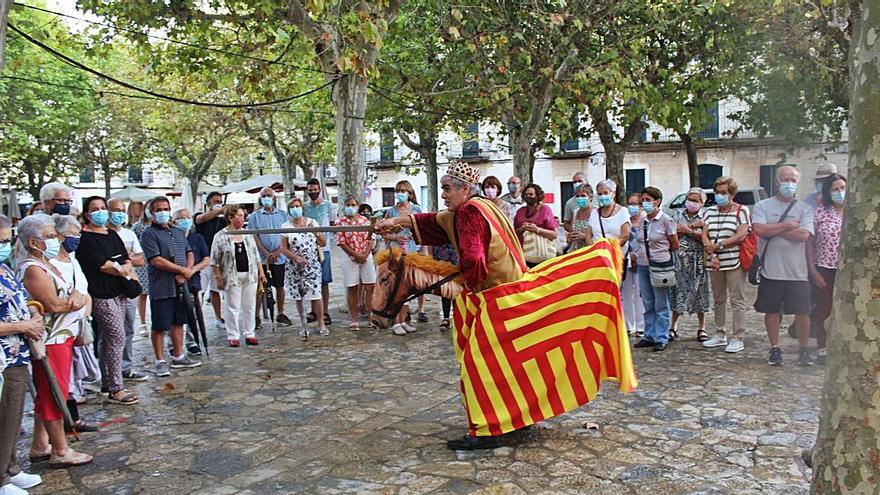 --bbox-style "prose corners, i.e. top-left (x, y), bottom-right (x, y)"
top-left (20, 280), bottom-right (823, 495)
